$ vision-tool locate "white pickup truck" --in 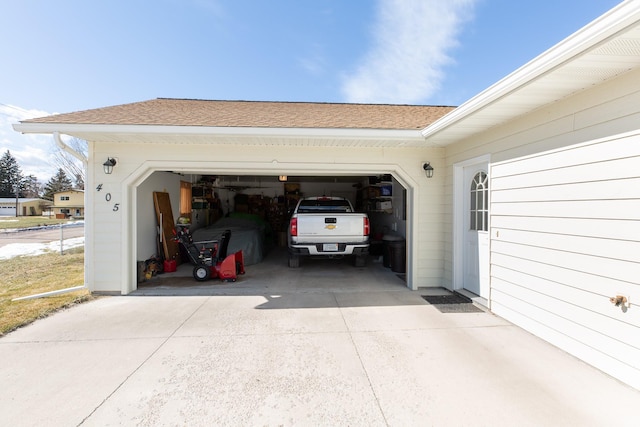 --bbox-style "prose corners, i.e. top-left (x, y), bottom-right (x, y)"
top-left (287, 197), bottom-right (370, 268)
